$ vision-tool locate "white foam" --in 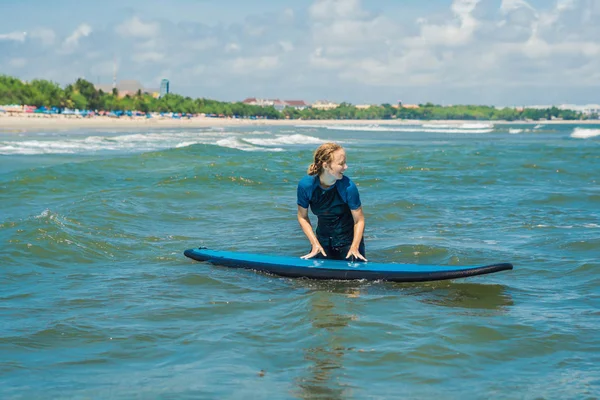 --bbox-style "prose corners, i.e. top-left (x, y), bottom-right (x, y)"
top-left (244, 134), bottom-right (323, 146)
top-left (535, 224), bottom-right (573, 229)
top-left (175, 141), bottom-right (199, 148)
top-left (0, 134), bottom-right (198, 154)
top-left (215, 137), bottom-right (260, 151)
top-left (247, 130), bottom-right (271, 135)
top-left (571, 128), bottom-right (600, 139)
top-left (0, 140), bottom-right (83, 154)
top-left (294, 124), bottom-right (324, 129)
top-left (509, 128), bottom-right (523, 134)
top-left (422, 124), bottom-right (454, 129)
top-left (215, 137), bottom-right (283, 152)
top-left (34, 209), bottom-right (51, 219)
top-left (422, 122), bottom-right (495, 129)
top-left (459, 123), bottom-right (494, 129)
top-left (322, 125), bottom-right (493, 134)
top-left (0, 130), bottom-right (290, 155)
top-left (534, 124), bottom-right (544, 129)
